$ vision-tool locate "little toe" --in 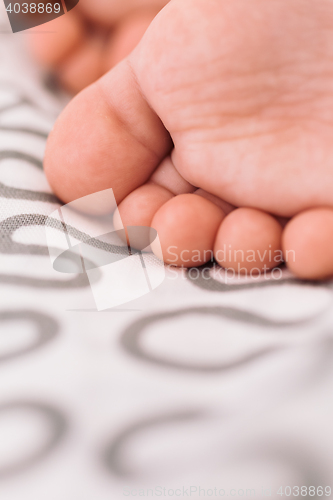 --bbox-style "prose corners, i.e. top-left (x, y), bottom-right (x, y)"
top-left (214, 208), bottom-right (283, 274)
top-left (282, 208), bottom-right (333, 280)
